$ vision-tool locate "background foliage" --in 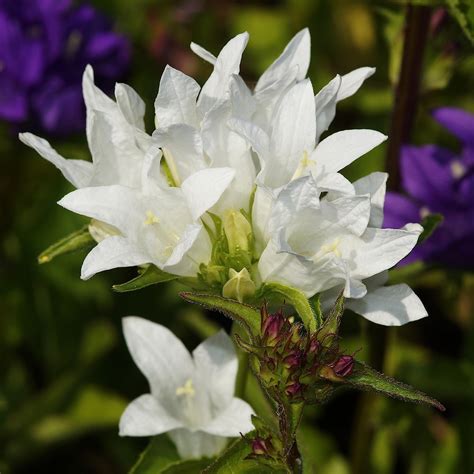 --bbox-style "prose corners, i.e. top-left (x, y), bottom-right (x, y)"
top-left (1, 0), bottom-right (473, 473)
